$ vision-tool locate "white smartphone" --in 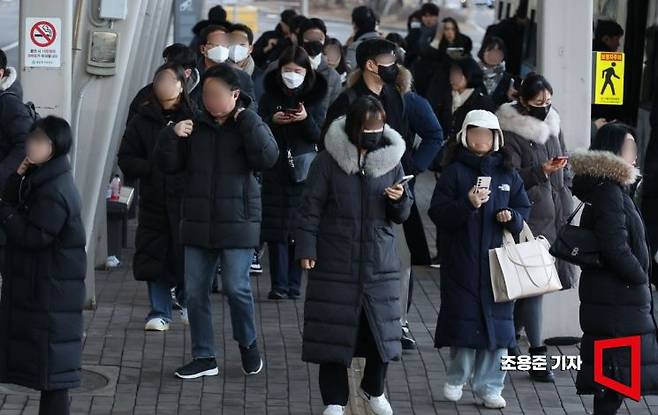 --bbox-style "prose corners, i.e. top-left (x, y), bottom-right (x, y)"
top-left (476, 176), bottom-right (492, 190)
top-left (396, 175), bottom-right (415, 186)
